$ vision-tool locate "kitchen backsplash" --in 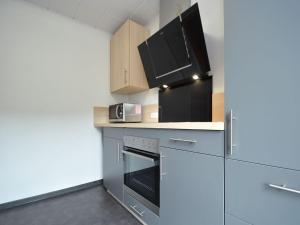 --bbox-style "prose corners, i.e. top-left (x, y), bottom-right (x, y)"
top-left (127, 88), bottom-right (159, 105)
